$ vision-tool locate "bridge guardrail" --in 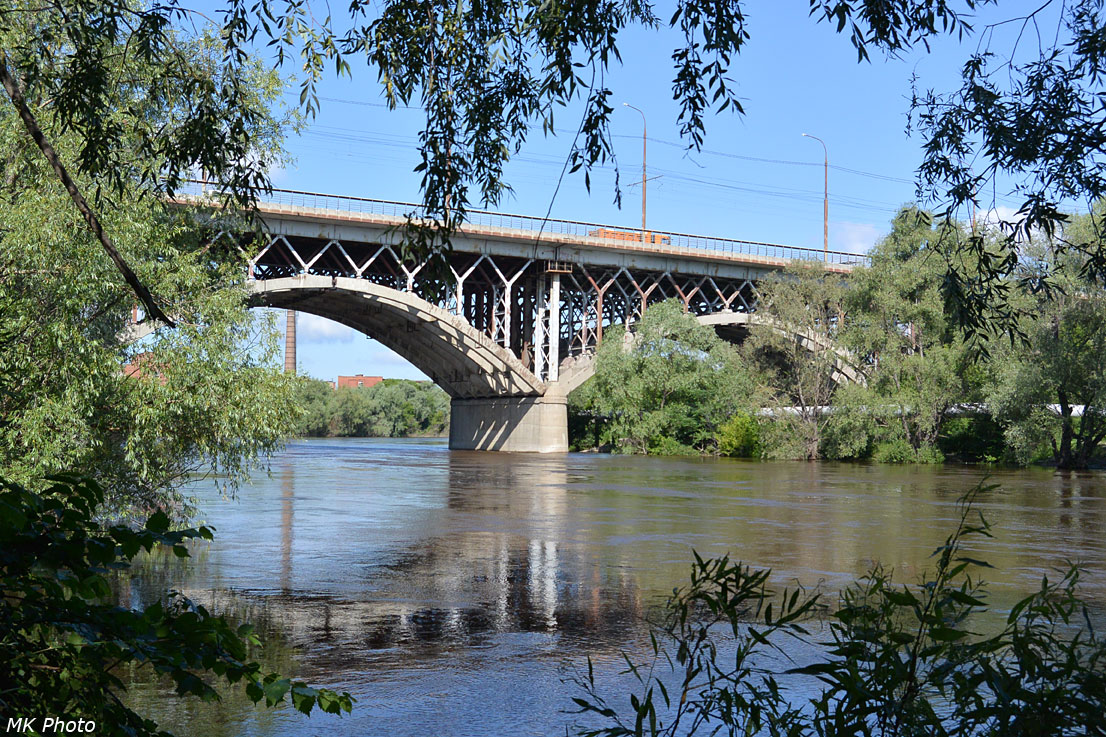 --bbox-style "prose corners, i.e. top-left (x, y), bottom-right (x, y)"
top-left (179, 181), bottom-right (870, 267)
